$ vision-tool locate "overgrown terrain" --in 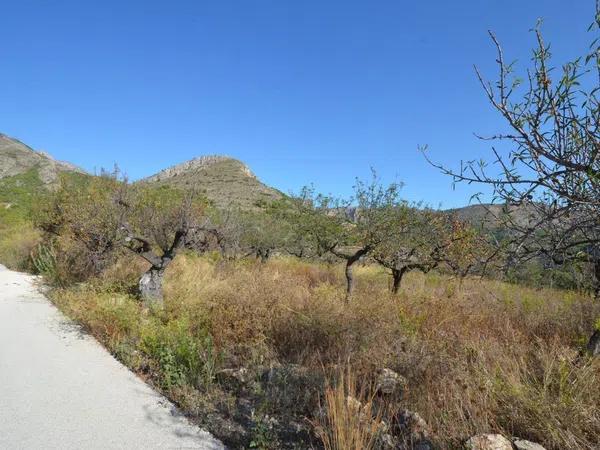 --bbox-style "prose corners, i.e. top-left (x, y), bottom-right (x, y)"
top-left (1, 6), bottom-right (600, 449)
top-left (41, 254), bottom-right (600, 449)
